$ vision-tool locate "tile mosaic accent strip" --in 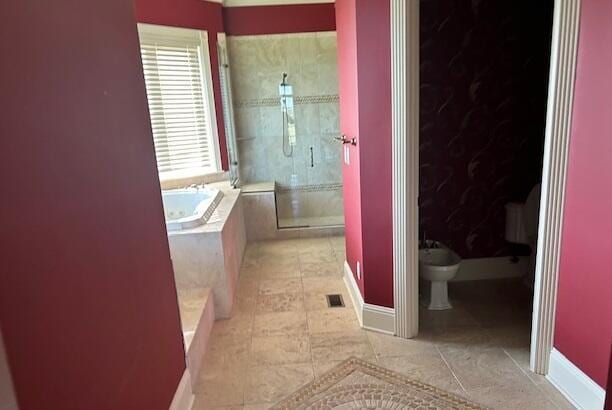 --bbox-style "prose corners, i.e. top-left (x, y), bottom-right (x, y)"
top-left (235, 94), bottom-right (339, 108)
top-left (276, 182), bottom-right (343, 193)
